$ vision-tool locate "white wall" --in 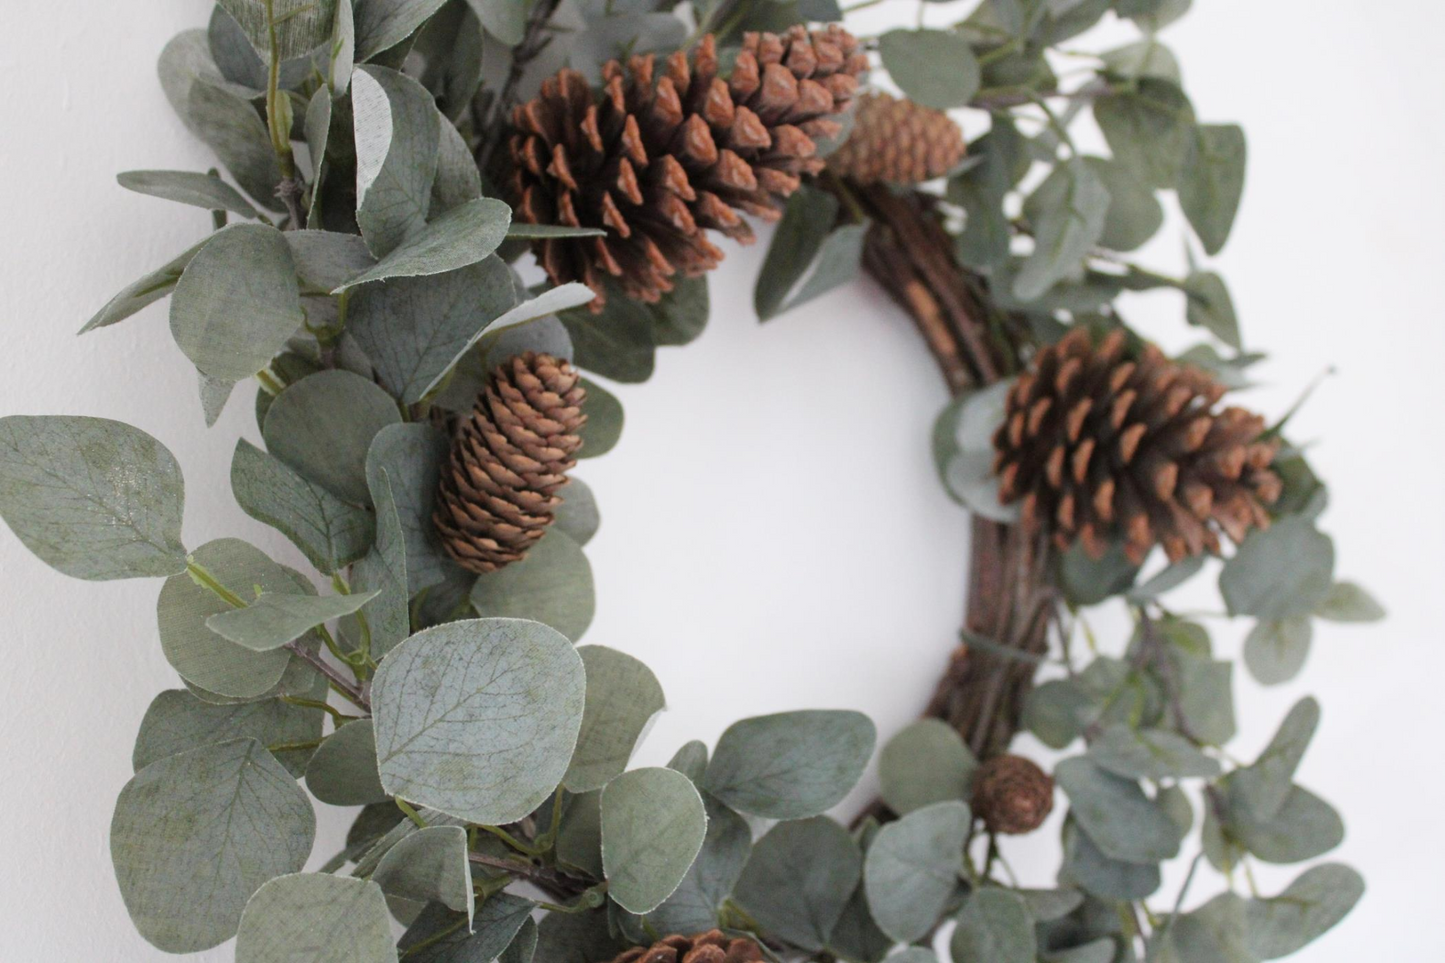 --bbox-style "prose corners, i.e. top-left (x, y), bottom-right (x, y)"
top-left (0, 0), bottom-right (1438, 958)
